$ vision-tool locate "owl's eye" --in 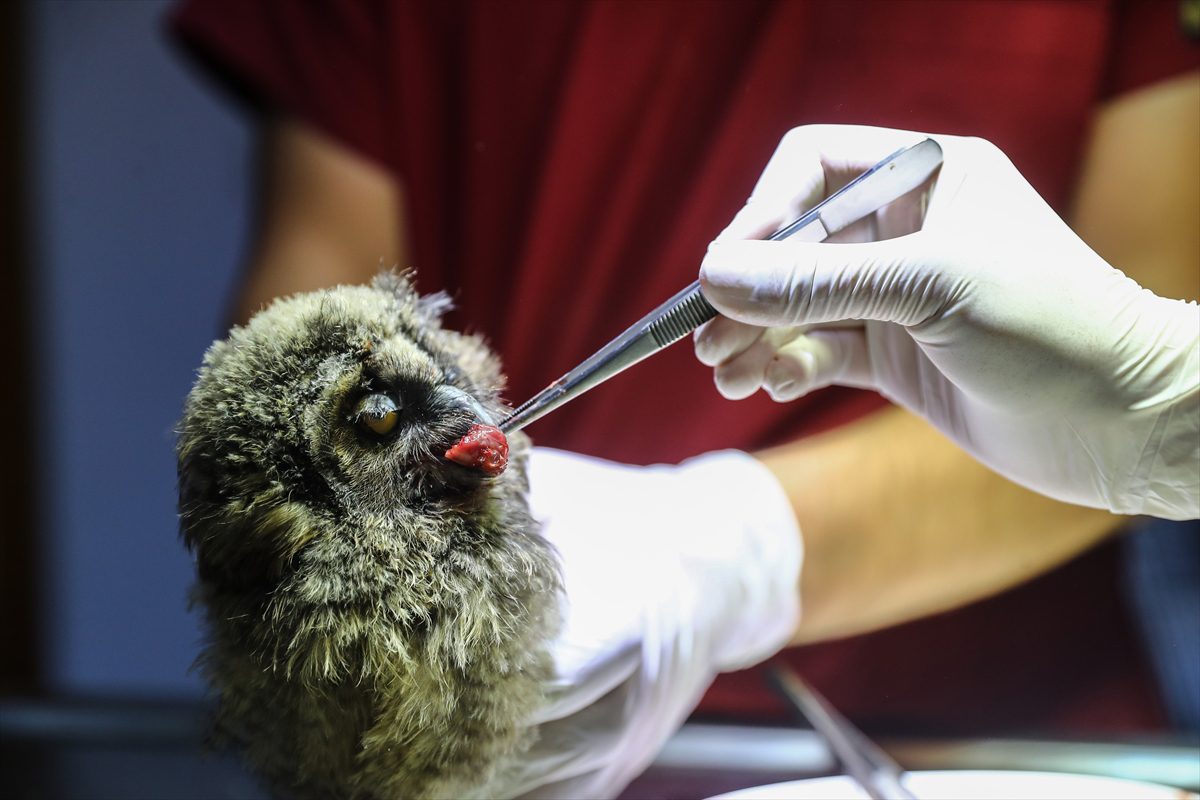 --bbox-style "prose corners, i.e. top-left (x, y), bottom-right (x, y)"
top-left (355, 393), bottom-right (400, 437)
